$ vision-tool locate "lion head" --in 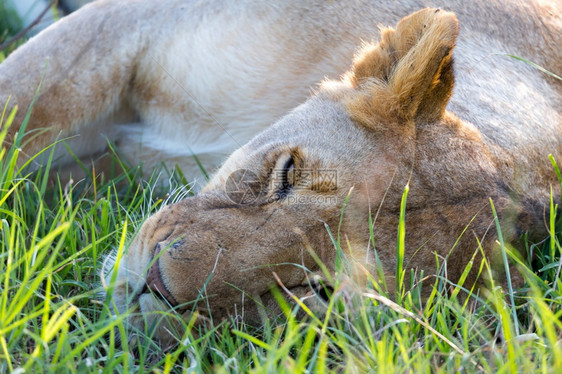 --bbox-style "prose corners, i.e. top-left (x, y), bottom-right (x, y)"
top-left (105, 8), bottom-right (549, 346)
